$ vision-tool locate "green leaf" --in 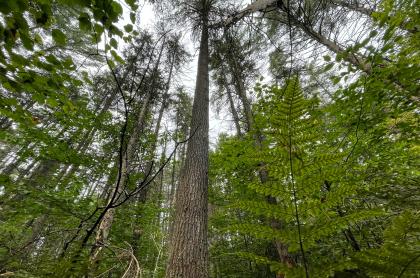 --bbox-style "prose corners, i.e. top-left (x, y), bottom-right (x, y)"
top-left (324, 63), bottom-right (334, 72)
top-left (46, 97), bottom-right (59, 108)
top-left (52, 29), bottom-right (66, 45)
top-left (130, 12), bottom-right (136, 24)
top-left (93, 23), bottom-right (104, 40)
top-left (0, 0), bottom-right (28, 14)
top-left (20, 31), bottom-right (34, 50)
top-left (109, 38), bottom-right (118, 49)
top-left (109, 24), bottom-right (123, 37)
top-left (331, 76), bottom-right (341, 85)
top-left (46, 54), bottom-right (60, 66)
top-left (62, 57), bottom-right (75, 70)
top-left (78, 13), bottom-right (92, 32)
top-left (32, 92), bottom-right (45, 103)
top-left (125, 0), bottom-right (136, 10)
top-left (111, 50), bottom-right (124, 64)
top-left (124, 24), bottom-right (133, 33)
top-left (34, 33), bottom-right (43, 45)
top-left (111, 2), bottom-right (123, 16)
top-left (11, 53), bottom-right (27, 67)
top-left (107, 59), bottom-right (115, 69)
top-left (323, 55), bottom-right (331, 62)
top-left (369, 30), bottom-right (378, 38)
